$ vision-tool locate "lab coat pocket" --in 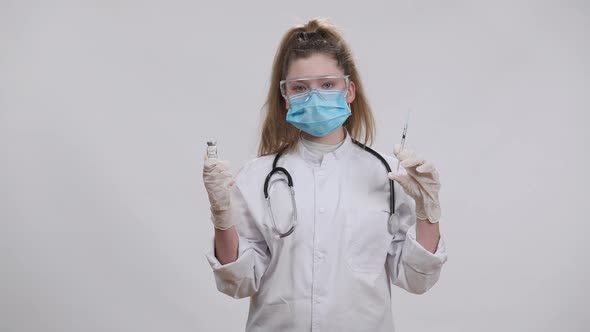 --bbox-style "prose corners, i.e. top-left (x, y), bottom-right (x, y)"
top-left (251, 301), bottom-right (294, 331)
top-left (344, 209), bottom-right (392, 274)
